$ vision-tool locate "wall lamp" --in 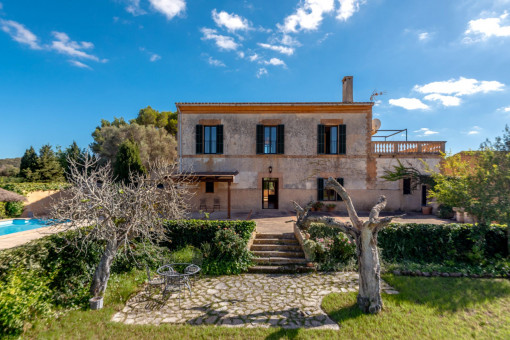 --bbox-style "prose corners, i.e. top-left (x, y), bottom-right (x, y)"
top-left (268, 166), bottom-right (273, 173)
